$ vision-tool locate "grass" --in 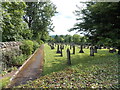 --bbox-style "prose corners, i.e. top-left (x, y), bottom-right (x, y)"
top-left (15, 44), bottom-right (119, 88)
top-left (0, 77), bottom-right (11, 89)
